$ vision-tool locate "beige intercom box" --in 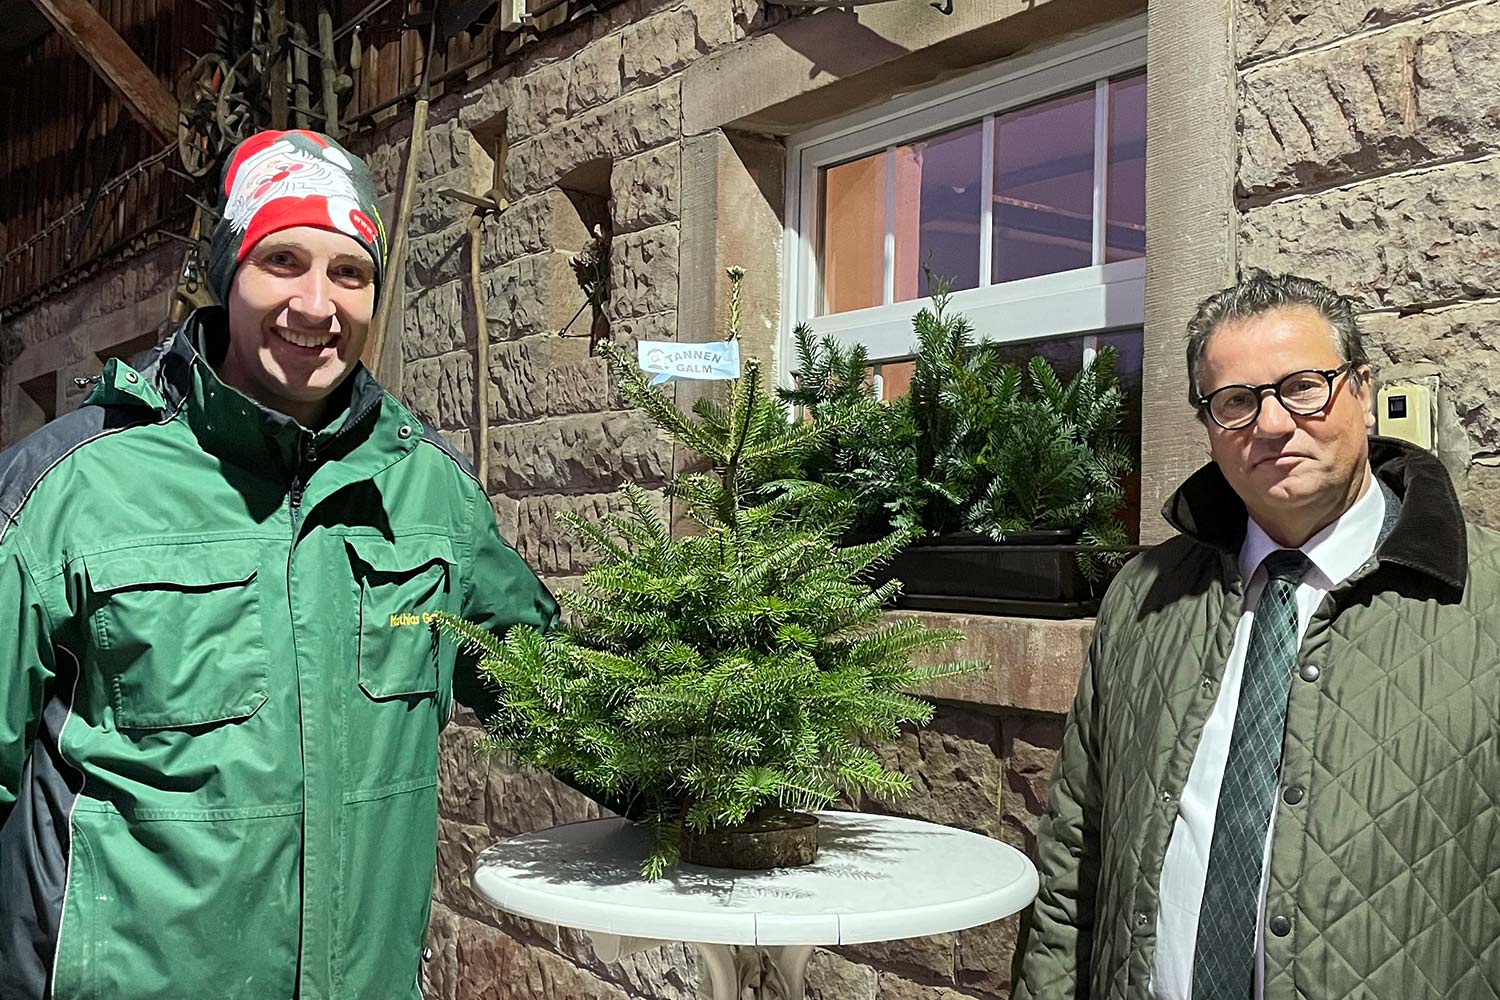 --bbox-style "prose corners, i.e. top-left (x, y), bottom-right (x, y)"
top-left (1377, 381), bottom-right (1435, 451)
